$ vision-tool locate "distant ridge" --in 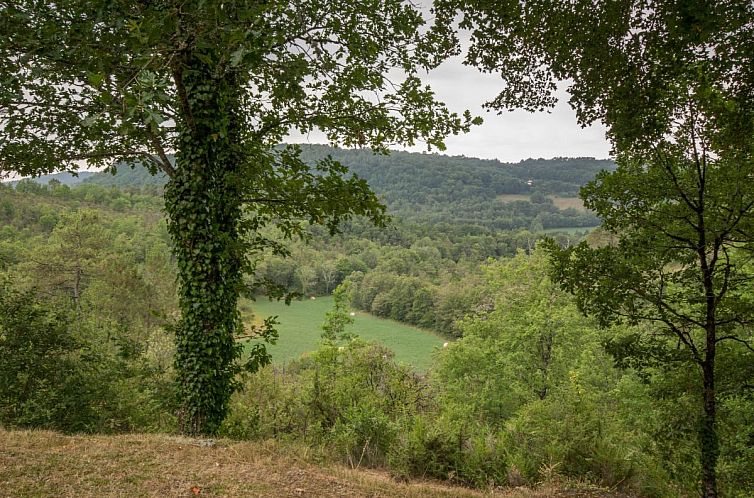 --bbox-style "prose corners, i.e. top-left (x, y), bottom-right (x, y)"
top-left (83, 163), bottom-right (167, 188)
top-left (7, 171), bottom-right (95, 187)
top-left (25, 145), bottom-right (613, 230)
top-left (81, 145), bottom-right (614, 194)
